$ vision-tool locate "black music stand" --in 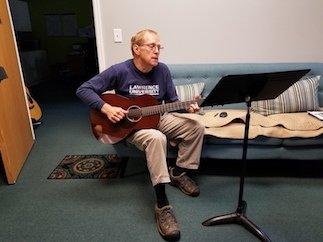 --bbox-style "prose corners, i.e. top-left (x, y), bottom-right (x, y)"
top-left (200, 69), bottom-right (310, 242)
